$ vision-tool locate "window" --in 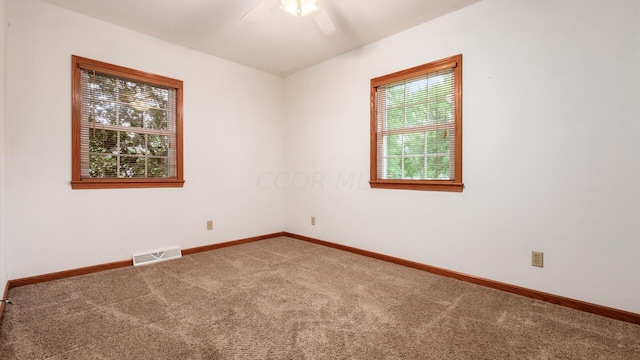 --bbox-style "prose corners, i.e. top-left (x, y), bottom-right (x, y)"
top-left (71, 56), bottom-right (184, 189)
top-left (370, 54), bottom-right (463, 192)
